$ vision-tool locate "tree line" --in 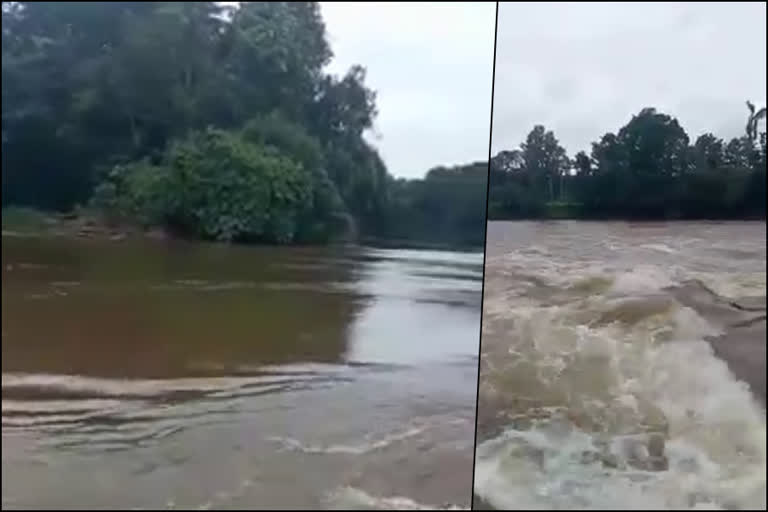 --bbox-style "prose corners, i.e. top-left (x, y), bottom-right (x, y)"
top-left (489, 106), bottom-right (766, 220)
top-left (2, 2), bottom-right (487, 246)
